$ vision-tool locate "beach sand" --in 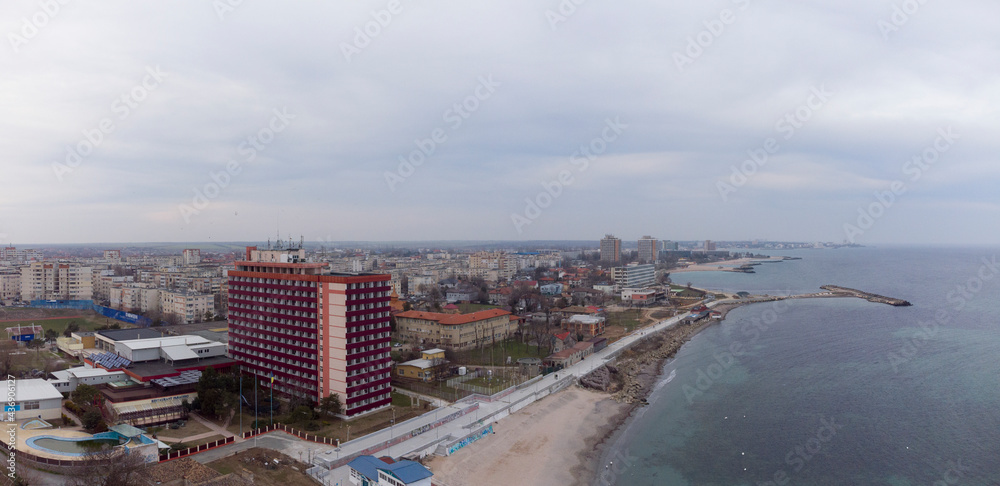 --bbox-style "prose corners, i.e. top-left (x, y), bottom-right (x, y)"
top-left (670, 256), bottom-right (777, 273)
top-left (425, 387), bottom-right (629, 486)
